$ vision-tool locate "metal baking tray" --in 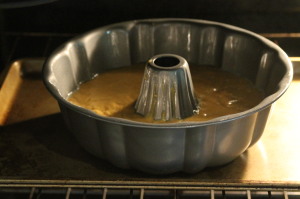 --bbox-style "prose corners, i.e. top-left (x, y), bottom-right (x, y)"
top-left (0, 58), bottom-right (299, 189)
